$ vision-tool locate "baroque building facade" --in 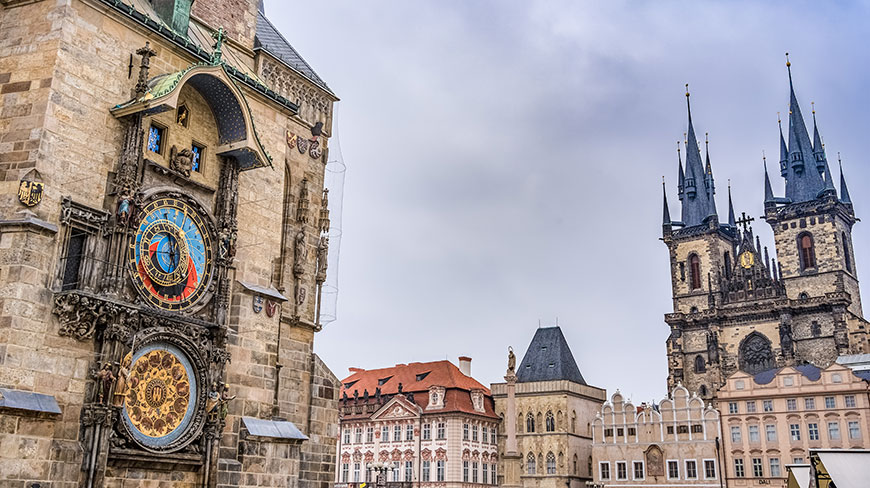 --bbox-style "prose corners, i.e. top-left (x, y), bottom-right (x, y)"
top-left (335, 358), bottom-right (500, 488)
top-left (493, 326), bottom-right (606, 488)
top-left (590, 385), bottom-right (722, 487)
top-left (0, 0), bottom-right (339, 486)
top-left (662, 59), bottom-right (870, 401)
top-left (717, 363), bottom-right (870, 488)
